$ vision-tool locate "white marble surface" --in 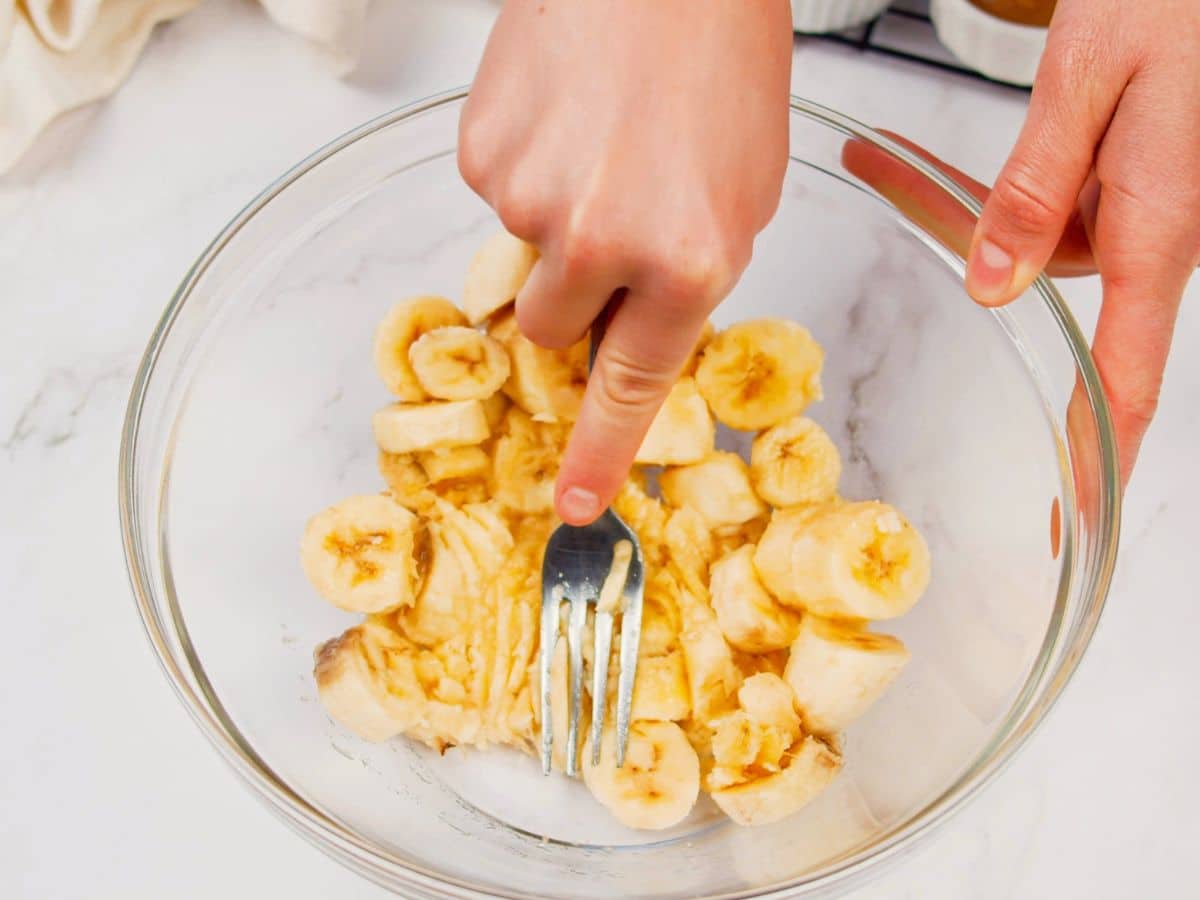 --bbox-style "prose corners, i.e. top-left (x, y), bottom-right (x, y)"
top-left (1, 1), bottom-right (1197, 897)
